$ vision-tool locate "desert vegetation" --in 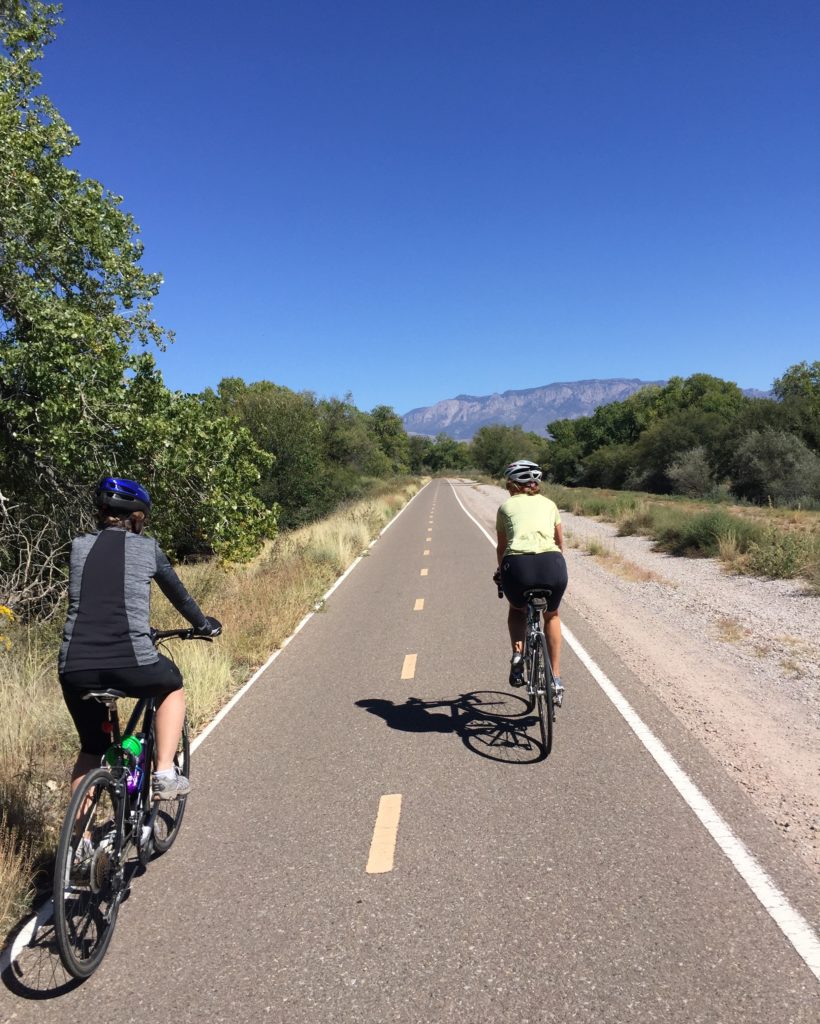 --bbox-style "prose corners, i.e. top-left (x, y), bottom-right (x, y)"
top-left (546, 485), bottom-right (819, 591)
